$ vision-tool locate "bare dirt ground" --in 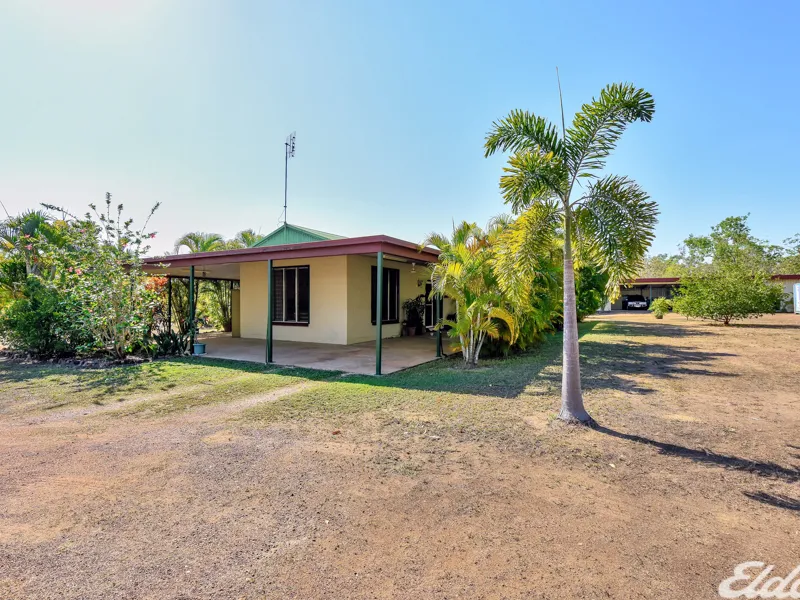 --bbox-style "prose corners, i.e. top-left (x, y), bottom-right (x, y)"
top-left (1, 313), bottom-right (798, 599)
